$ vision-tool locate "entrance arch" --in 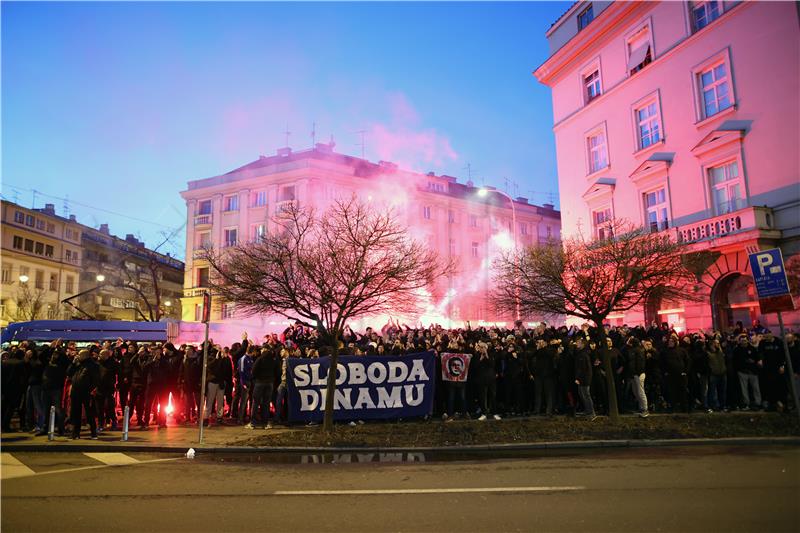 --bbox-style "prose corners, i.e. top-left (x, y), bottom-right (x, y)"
top-left (712, 273), bottom-right (758, 331)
